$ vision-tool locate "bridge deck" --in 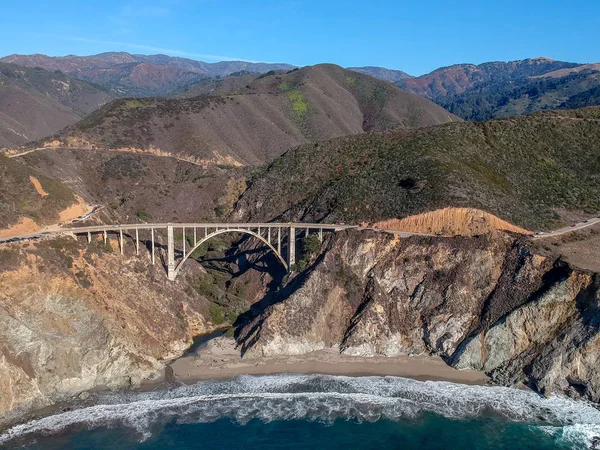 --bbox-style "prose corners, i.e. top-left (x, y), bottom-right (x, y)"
top-left (0, 222), bottom-right (357, 243)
